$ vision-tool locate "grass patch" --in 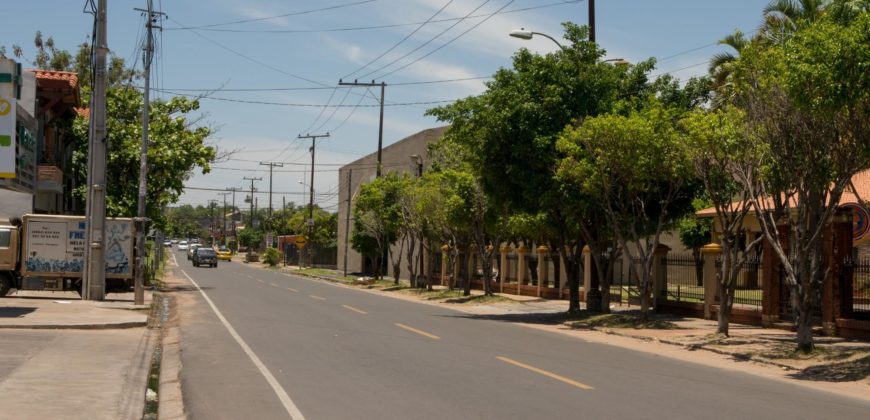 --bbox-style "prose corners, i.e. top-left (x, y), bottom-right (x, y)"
top-left (443, 294), bottom-right (514, 305)
top-left (569, 313), bottom-right (681, 330)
